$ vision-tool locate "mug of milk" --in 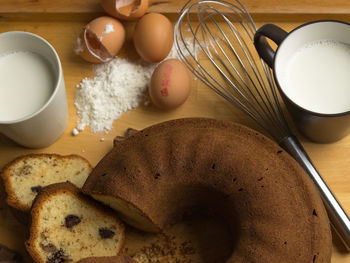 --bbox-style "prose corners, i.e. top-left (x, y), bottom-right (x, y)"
top-left (254, 20), bottom-right (350, 143)
top-left (0, 31), bottom-right (68, 148)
